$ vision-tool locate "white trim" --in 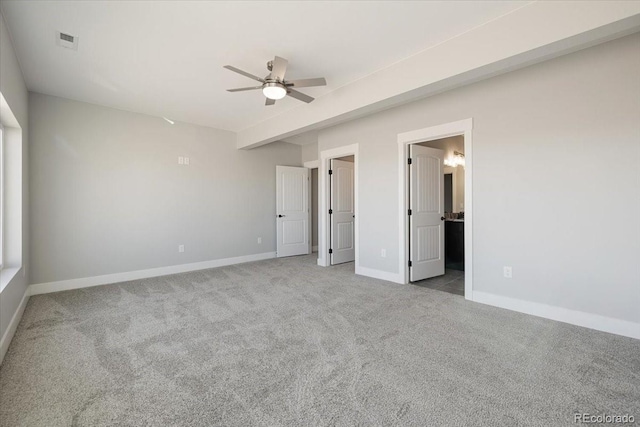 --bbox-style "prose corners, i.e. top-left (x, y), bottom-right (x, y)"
top-left (307, 167), bottom-right (312, 255)
top-left (355, 266), bottom-right (404, 284)
top-left (397, 118), bottom-right (473, 299)
top-left (303, 160), bottom-right (319, 169)
top-left (473, 291), bottom-right (640, 340)
top-left (0, 267), bottom-right (19, 293)
top-left (0, 287), bottom-right (29, 365)
top-left (29, 252), bottom-right (276, 296)
top-left (318, 144), bottom-right (359, 269)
